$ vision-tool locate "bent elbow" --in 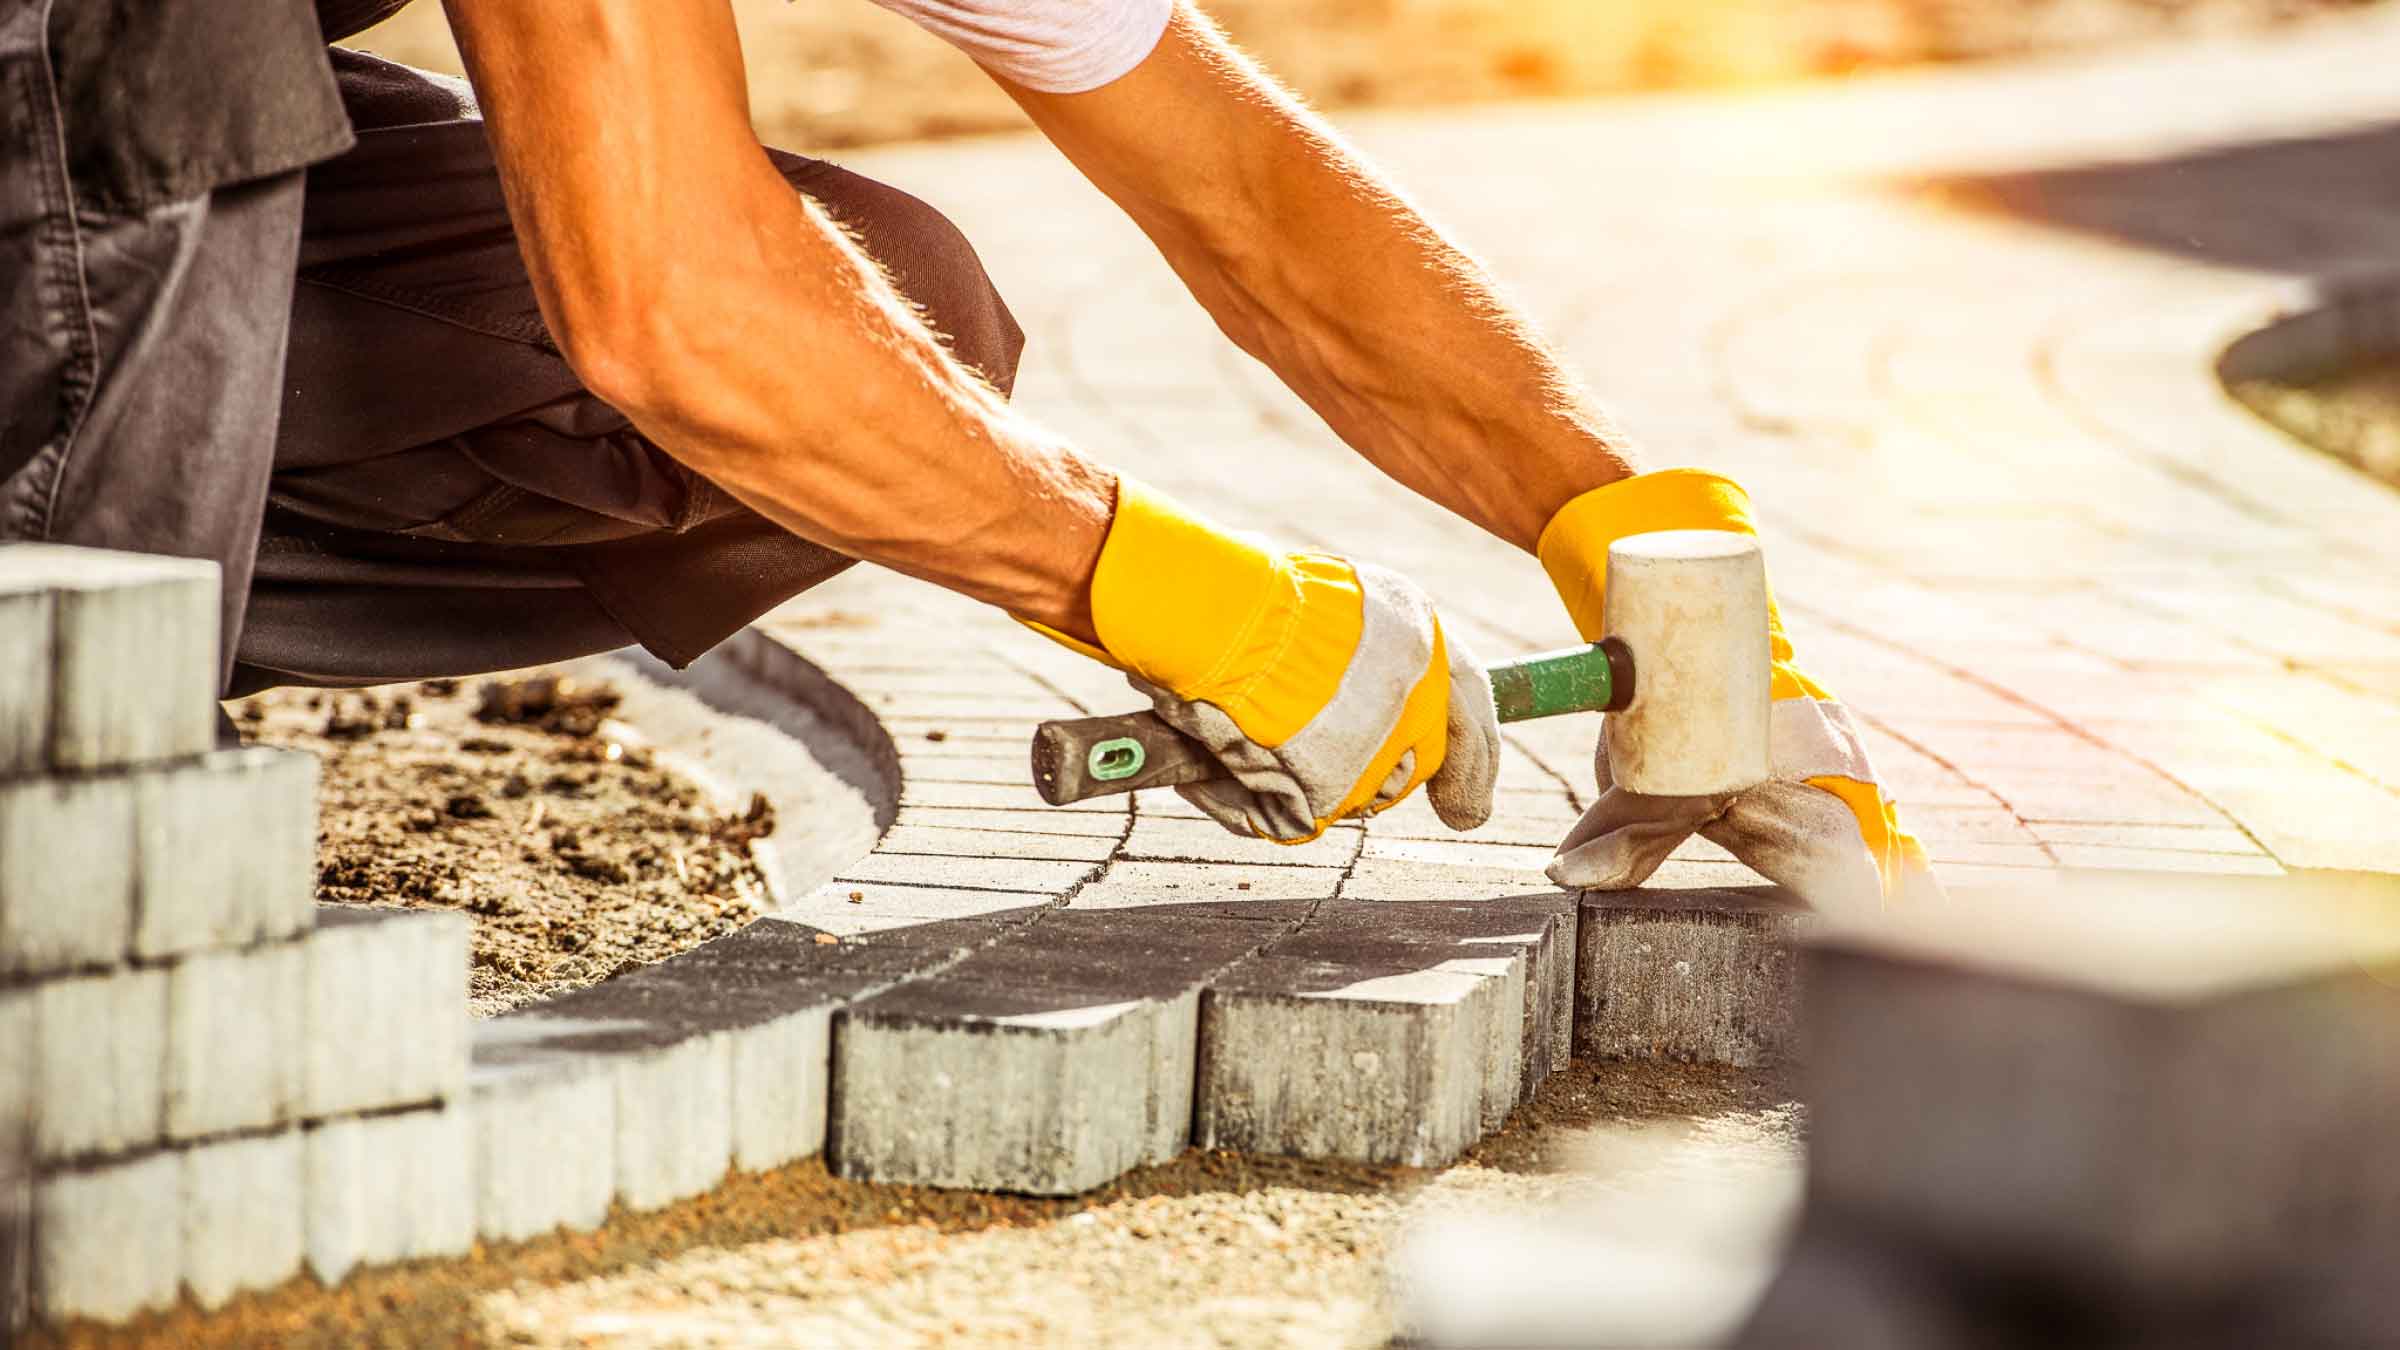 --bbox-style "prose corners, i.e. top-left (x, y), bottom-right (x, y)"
top-left (553, 304), bottom-right (670, 424)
